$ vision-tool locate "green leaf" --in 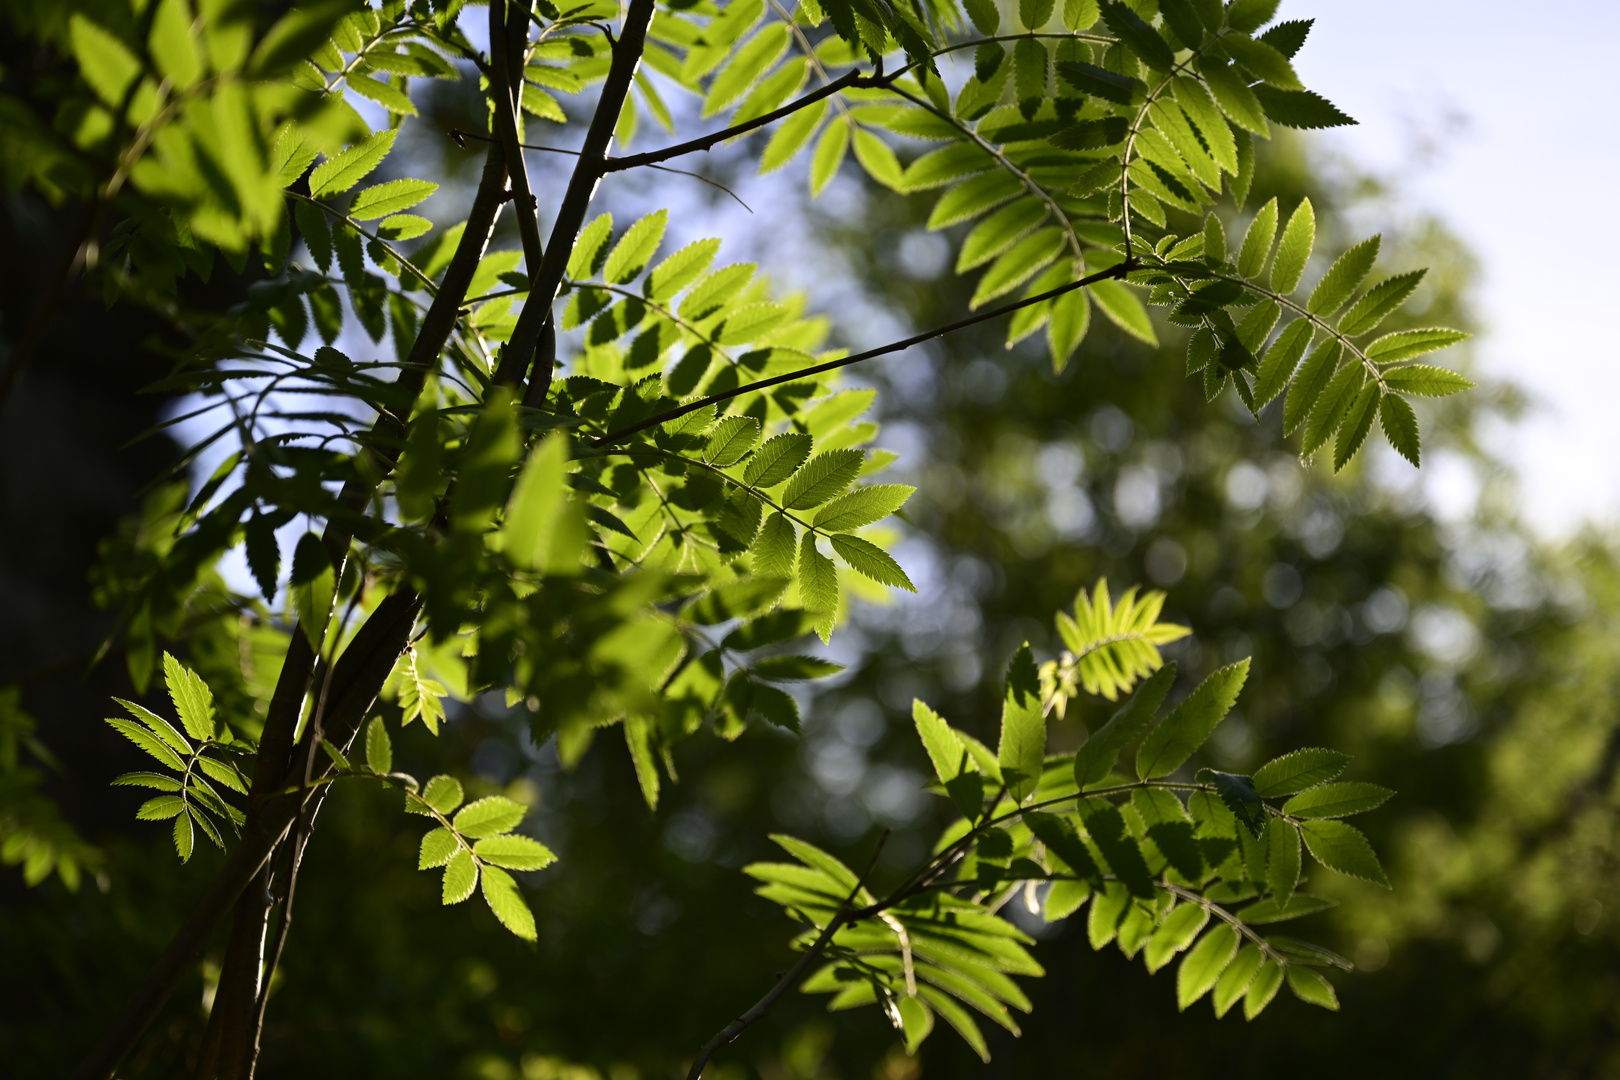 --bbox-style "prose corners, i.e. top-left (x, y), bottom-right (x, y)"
top-left (568, 213), bottom-right (613, 279)
top-left (454, 796), bottom-right (527, 839)
top-left (1237, 197), bottom-right (1278, 279)
top-left (812, 484), bottom-right (913, 532)
top-left (971, 229), bottom-right (1067, 308)
top-left (647, 238), bottom-right (720, 301)
top-left (852, 129), bottom-right (904, 190)
top-left (149, 0), bottom-right (202, 88)
top-left (1260, 18), bottom-right (1312, 58)
top-left (1253, 86), bottom-right (1356, 129)
top-left (964, 0), bottom-right (999, 32)
top-left (783, 449), bottom-right (864, 509)
top-left (1020, 0), bottom-right (1054, 28)
top-left (1101, 1), bottom-right (1176, 71)
top-left (1299, 819), bottom-right (1390, 887)
top-left (1074, 663), bottom-right (1175, 789)
top-left (173, 810), bottom-right (195, 862)
top-left (1380, 393), bottom-right (1421, 467)
top-left (365, 717), bottom-right (392, 775)
top-left (116, 697), bottom-right (191, 756)
top-left (1300, 363), bottom-right (1362, 459)
top-left (959, 200), bottom-right (1047, 273)
top-left (1171, 77), bottom-right (1238, 174)
top-left (1013, 37), bottom-right (1048, 118)
top-left (753, 512), bottom-right (797, 577)
top-left (1251, 748), bottom-right (1350, 797)
top-left (289, 533), bottom-right (335, 649)
top-left (1287, 966), bottom-right (1340, 1010)
top-left (137, 795), bottom-right (186, 821)
top-left (1226, 0), bottom-right (1279, 32)
top-left (481, 865), bottom-right (538, 940)
top-left (162, 654), bottom-right (215, 741)
top-left (70, 15), bottom-right (140, 107)
top-left (1212, 943), bottom-right (1263, 1017)
top-left (1056, 60), bottom-right (1142, 105)
top-left (1198, 58), bottom-right (1268, 135)
top-left (1176, 924), bottom-right (1239, 1009)
top-left (1365, 328), bottom-right (1469, 364)
top-left (419, 827), bottom-right (457, 869)
top-left (1281, 341), bottom-right (1340, 436)
top-left (1266, 818), bottom-right (1300, 909)
top-left (1333, 382), bottom-right (1380, 471)
top-left (1144, 903), bottom-right (1209, 973)
top-left (751, 655), bottom-right (844, 681)
top-left (605, 210), bottom-right (669, 284)
top-left (1237, 893), bottom-right (1337, 924)
top-left (748, 682), bottom-right (803, 732)
top-left (1202, 770), bottom-right (1266, 837)
top-left (745, 432), bottom-right (813, 488)
top-left (998, 644), bottom-right (1046, 803)
top-left (1253, 317), bottom-right (1312, 408)
top-left (1048, 287), bottom-right (1091, 373)
top-left (349, 179), bottom-right (438, 221)
top-left (309, 130), bottom-right (399, 198)
top-left (1025, 810), bottom-right (1100, 880)
top-left (1222, 33), bottom-right (1301, 89)
top-left (928, 170), bottom-right (1025, 229)
top-left (421, 774), bottom-right (465, 817)
top-left (762, 98), bottom-right (827, 174)
top-left (1284, 782), bottom-right (1394, 819)
top-left (1269, 197), bottom-right (1315, 293)
top-left (319, 740), bottom-right (351, 771)
top-left (1090, 278), bottom-right (1157, 345)
top-left (346, 73), bottom-right (417, 115)
top-left (1339, 269), bottom-right (1425, 337)
top-left (1079, 801), bottom-right (1155, 898)
top-left (474, 834), bottom-right (558, 871)
top-left (681, 263), bottom-right (756, 320)
top-left (106, 717), bottom-right (187, 772)
top-left (503, 433), bottom-right (586, 575)
top-left (688, 578), bottom-right (791, 623)
top-left (1382, 365), bottom-right (1474, 397)
top-left (917, 985), bottom-right (990, 1062)
top-left (799, 531), bottom-right (839, 619)
top-left (1136, 661), bottom-right (1250, 780)
top-left (112, 771), bottom-right (182, 792)
top-left (1243, 959), bottom-right (1283, 1019)
top-left (829, 534), bottom-right (916, 592)
top-left (1088, 881), bottom-right (1131, 947)
top-left (704, 415), bottom-right (763, 466)
top-left (442, 848), bottom-right (479, 904)
top-left (810, 121), bottom-right (851, 197)
top-left (704, 23), bottom-right (790, 117)
top-left (1308, 235), bottom-right (1381, 317)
